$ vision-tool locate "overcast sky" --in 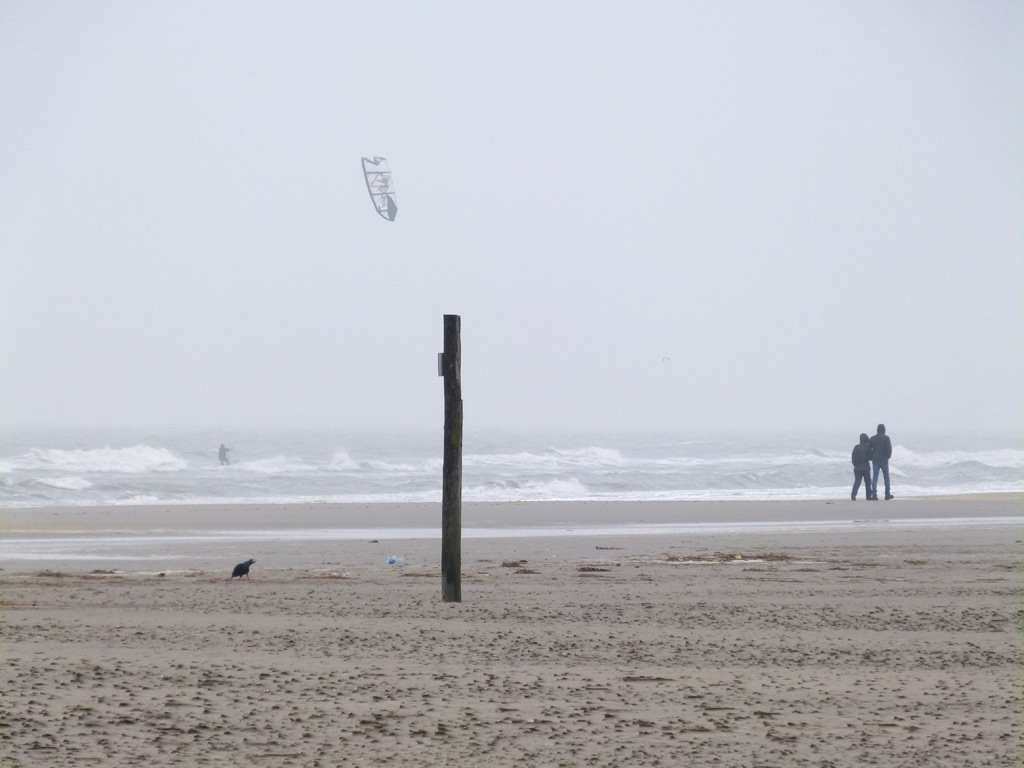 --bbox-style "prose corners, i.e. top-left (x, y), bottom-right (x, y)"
top-left (2, 1), bottom-right (1021, 435)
